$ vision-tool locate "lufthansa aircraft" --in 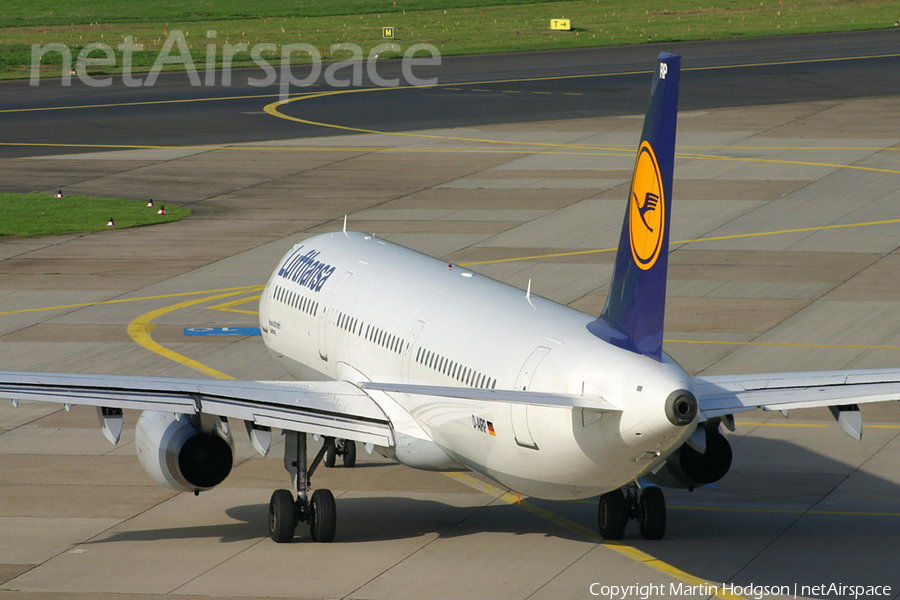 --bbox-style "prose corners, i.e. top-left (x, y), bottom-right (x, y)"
top-left (3, 53), bottom-right (900, 543)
